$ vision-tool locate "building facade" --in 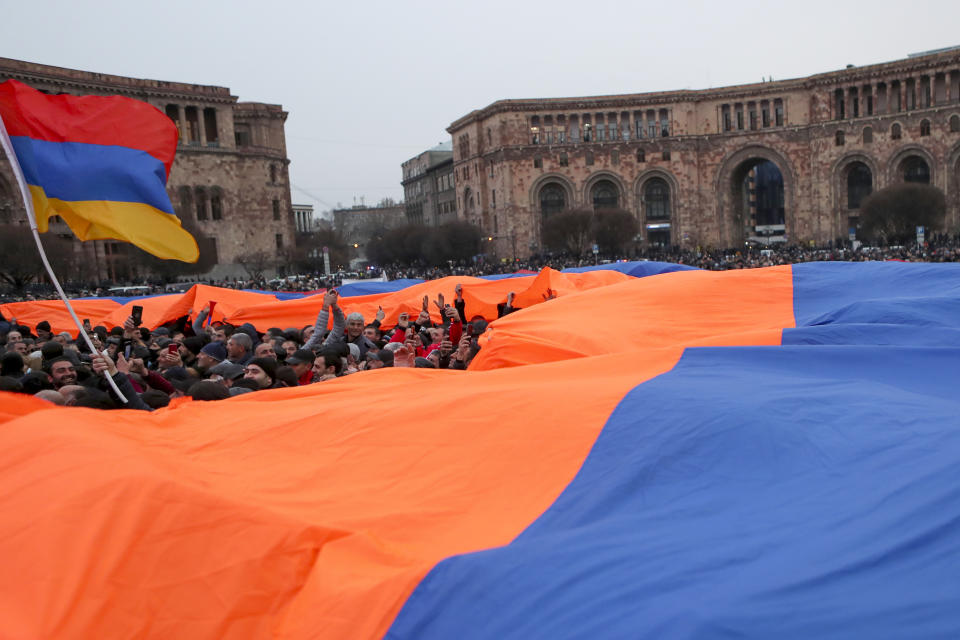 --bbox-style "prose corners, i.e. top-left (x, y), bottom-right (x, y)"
top-left (292, 204), bottom-right (315, 233)
top-left (0, 57), bottom-right (297, 281)
top-left (401, 142), bottom-right (455, 226)
top-left (447, 47), bottom-right (960, 257)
